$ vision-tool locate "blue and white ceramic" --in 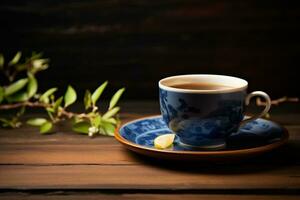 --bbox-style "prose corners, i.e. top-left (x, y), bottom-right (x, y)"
top-left (118, 116), bottom-right (287, 152)
top-left (159, 75), bottom-right (272, 149)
